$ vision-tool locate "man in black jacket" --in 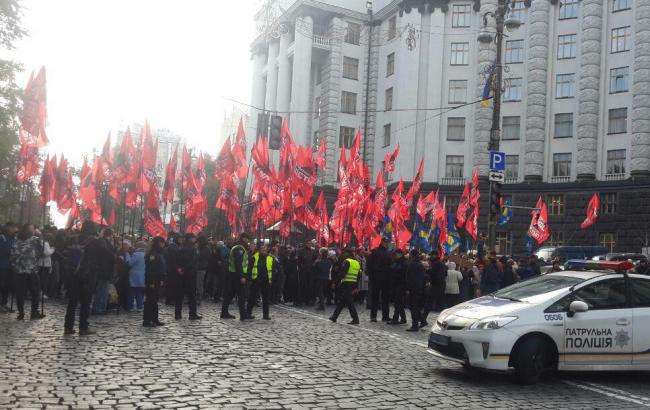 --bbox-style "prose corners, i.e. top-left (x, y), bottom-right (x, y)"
top-left (421, 251), bottom-right (446, 328)
top-left (164, 232), bottom-right (181, 305)
top-left (222, 233), bottom-right (251, 320)
top-left (175, 233), bottom-right (202, 320)
top-left (368, 238), bottom-right (392, 322)
top-left (64, 221), bottom-right (112, 335)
